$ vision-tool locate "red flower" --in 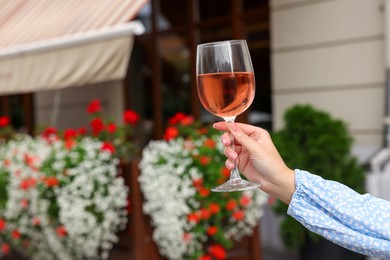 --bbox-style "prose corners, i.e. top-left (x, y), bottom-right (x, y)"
top-left (180, 116), bottom-right (194, 126)
top-left (87, 99), bottom-right (101, 114)
top-left (0, 219), bottom-right (6, 231)
top-left (200, 208), bottom-right (211, 220)
top-left (12, 229), bottom-right (21, 240)
top-left (32, 217), bottom-right (40, 226)
top-left (90, 118), bottom-right (104, 135)
top-left (101, 142), bottom-right (115, 153)
top-left (168, 112), bottom-right (194, 125)
top-left (163, 127), bottom-right (179, 141)
top-left (226, 199), bottom-right (237, 211)
top-left (0, 116), bottom-right (9, 127)
top-left (1, 244), bottom-right (9, 255)
top-left (187, 212), bottom-right (199, 224)
top-left (220, 167), bottom-right (230, 178)
top-left (3, 159), bottom-right (10, 167)
top-left (65, 139), bottom-right (75, 150)
top-left (199, 255), bottom-right (212, 260)
top-left (24, 158), bottom-right (38, 172)
top-left (123, 110), bottom-right (140, 125)
top-left (207, 226), bottom-right (218, 236)
top-left (268, 196), bottom-right (276, 205)
top-left (199, 156), bottom-right (211, 165)
top-left (199, 187), bottom-right (210, 197)
top-left (20, 177), bottom-right (37, 190)
top-left (20, 179), bottom-right (30, 190)
top-left (203, 138), bottom-right (216, 149)
top-left (42, 127), bottom-right (57, 138)
top-left (232, 210), bottom-right (245, 221)
top-left (208, 244), bottom-right (226, 259)
top-left (24, 154), bottom-right (36, 166)
top-left (64, 128), bottom-right (77, 139)
top-left (21, 198), bottom-right (29, 208)
top-left (192, 178), bottom-right (203, 187)
top-left (78, 127), bottom-right (87, 135)
top-left (43, 177), bottom-right (59, 187)
top-left (168, 112), bottom-right (186, 125)
top-left (56, 226), bottom-right (67, 237)
top-left (209, 203), bottom-right (220, 214)
top-left (107, 122), bottom-right (117, 133)
top-left (240, 195), bottom-right (251, 207)
top-left (183, 232), bottom-right (192, 241)
top-left (198, 127), bottom-right (208, 135)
